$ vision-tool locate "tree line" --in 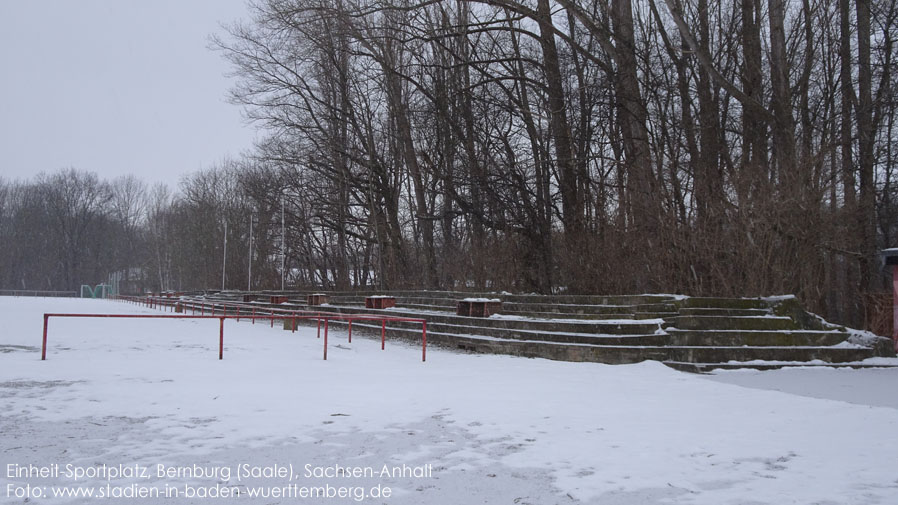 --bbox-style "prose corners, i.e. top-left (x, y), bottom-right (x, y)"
top-left (1, 0), bottom-right (897, 328)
